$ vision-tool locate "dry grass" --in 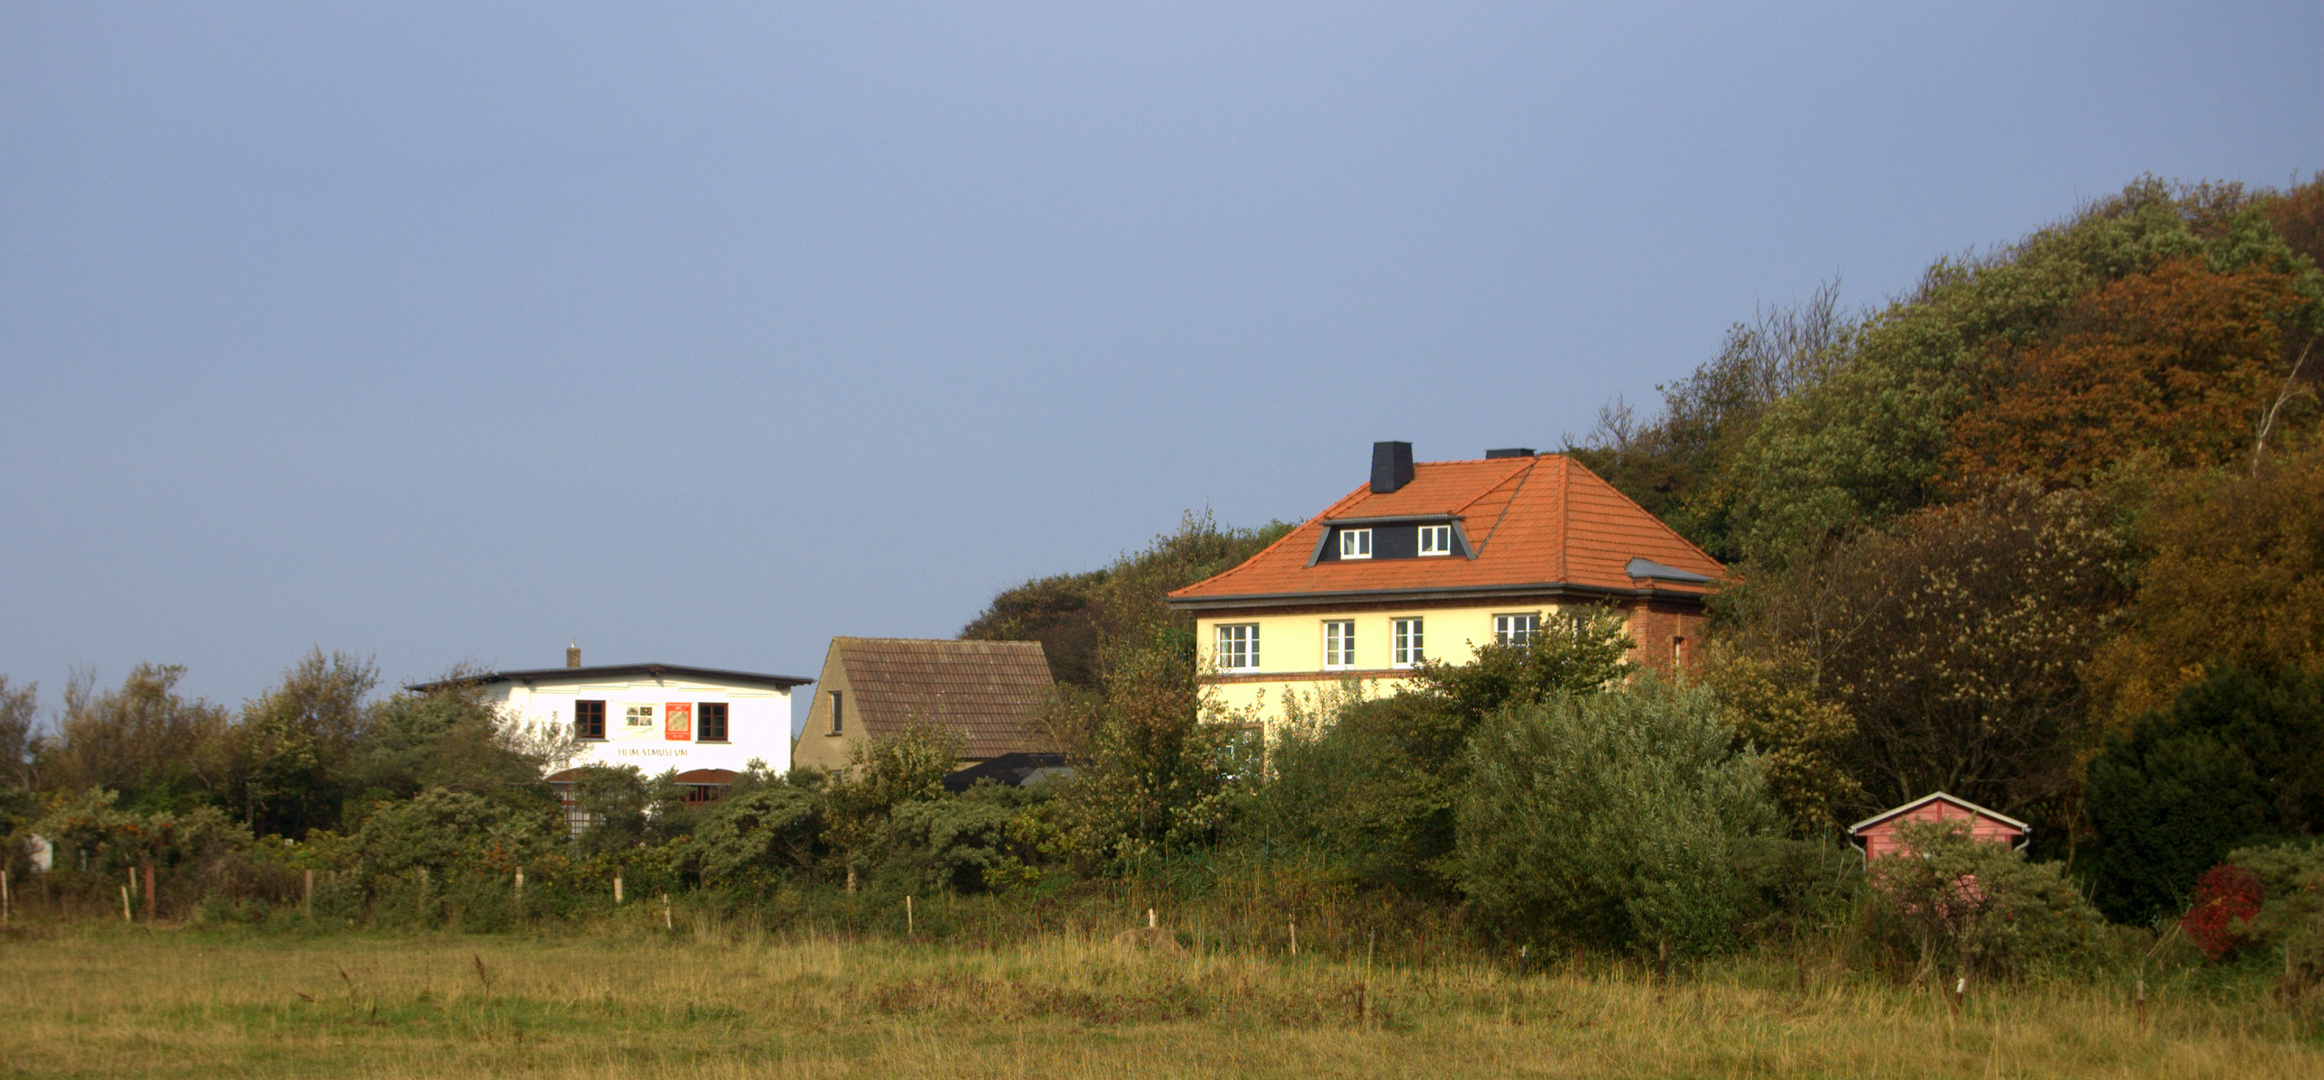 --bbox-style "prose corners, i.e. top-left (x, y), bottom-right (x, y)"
top-left (1, 914), bottom-right (2317, 1079)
